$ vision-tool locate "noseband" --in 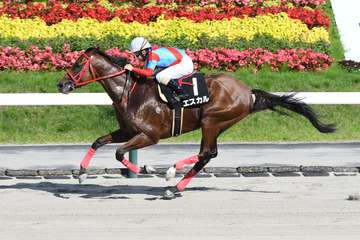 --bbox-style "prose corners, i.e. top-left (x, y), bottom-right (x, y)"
top-left (66, 52), bottom-right (127, 87)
